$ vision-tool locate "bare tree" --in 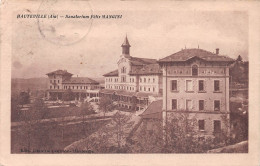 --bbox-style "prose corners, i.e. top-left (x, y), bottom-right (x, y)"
top-left (80, 101), bottom-right (95, 136)
top-left (99, 96), bottom-right (115, 117)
